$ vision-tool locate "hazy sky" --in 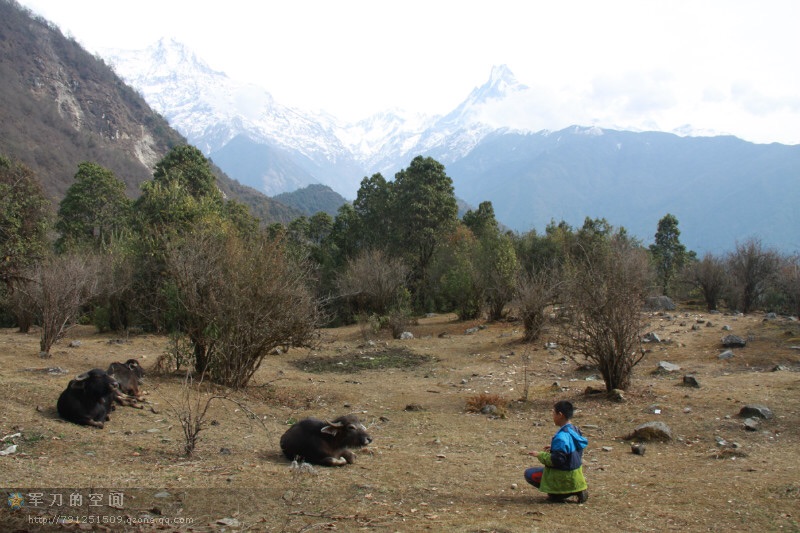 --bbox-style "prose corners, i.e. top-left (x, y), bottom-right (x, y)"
top-left (18, 0), bottom-right (800, 144)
